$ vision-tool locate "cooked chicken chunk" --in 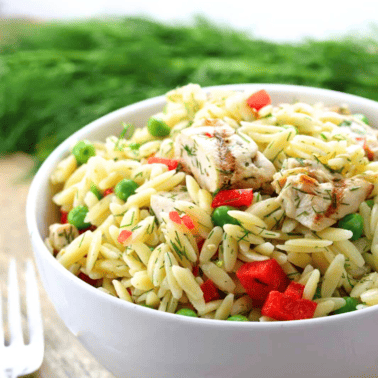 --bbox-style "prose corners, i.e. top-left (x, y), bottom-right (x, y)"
top-left (150, 186), bottom-right (193, 224)
top-left (48, 223), bottom-right (79, 251)
top-left (273, 159), bottom-right (373, 231)
top-left (174, 119), bottom-right (276, 193)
